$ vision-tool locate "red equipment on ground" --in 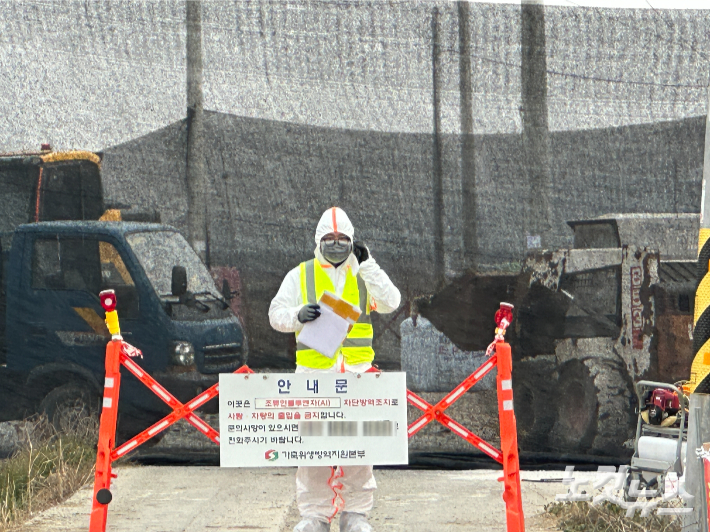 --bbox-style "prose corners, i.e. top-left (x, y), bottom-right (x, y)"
top-left (642, 388), bottom-right (681, 425)
top-left (407, 302), bottom-right (525, 532)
